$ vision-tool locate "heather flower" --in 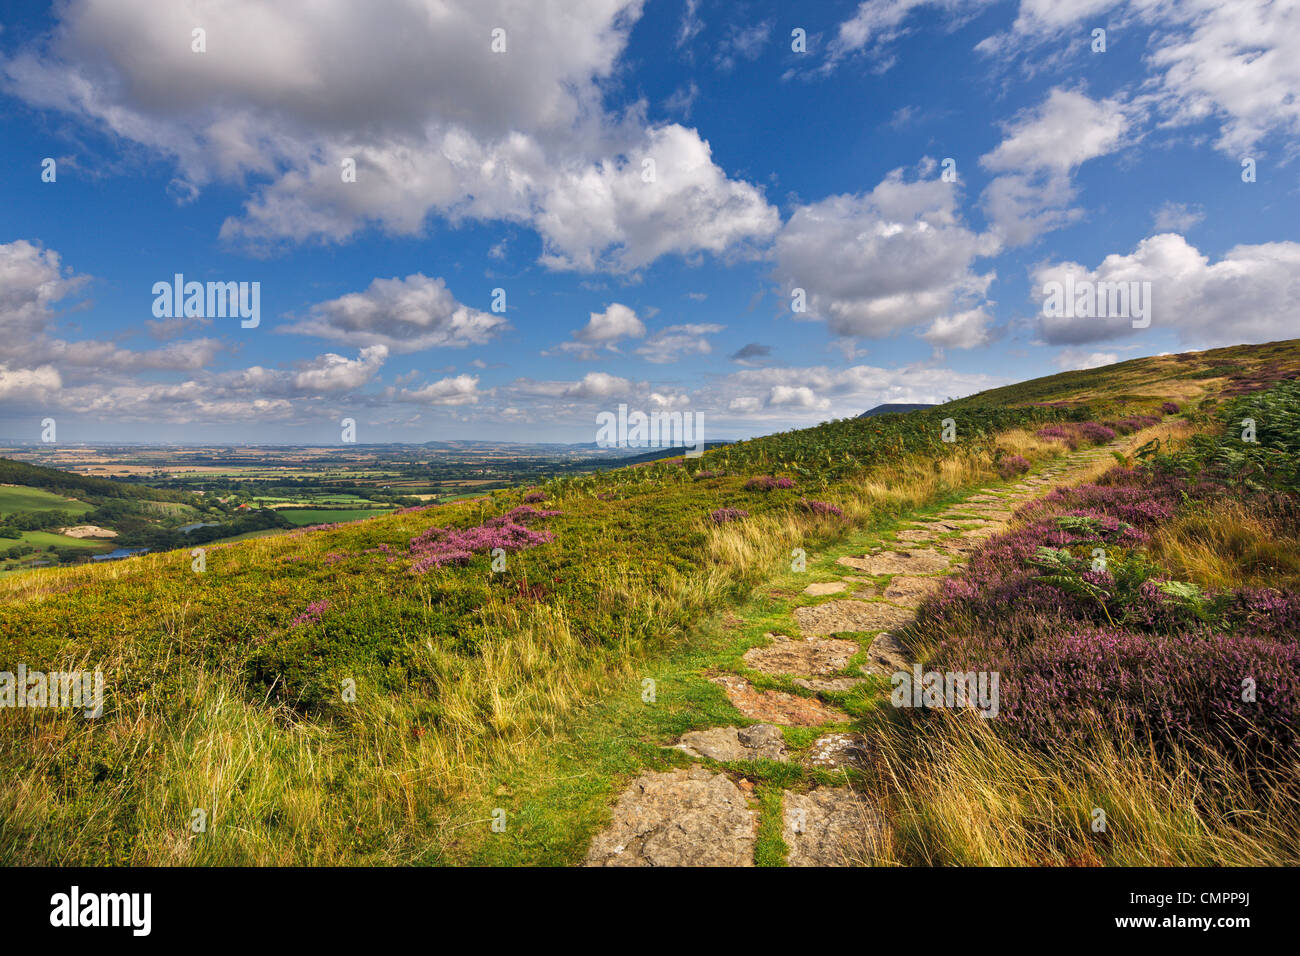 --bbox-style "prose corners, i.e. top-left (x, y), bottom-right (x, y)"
top-left (406, 507), bottom-right (561, 574)
top-left (709, 507), bottom-right (748, 524)
top-left (996, 455), bottom-right (1030, 479)
top-left (290, 600), bottom-right (329, 628)
top-left (798, 499), bottom-right (844, 517)
top-left (744, 475), bottom-right (795, 491)
top-left (1161, 401), bottom-right (1180, 414)
top-left (523, 491), bottom-right (547, 503)
top-left (1075, 422), bottom-right (1117, 445)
